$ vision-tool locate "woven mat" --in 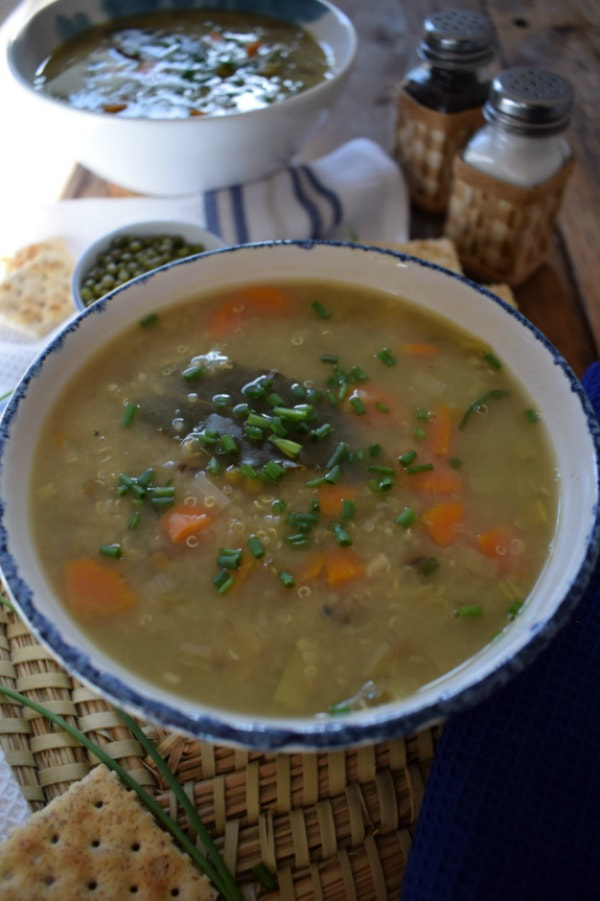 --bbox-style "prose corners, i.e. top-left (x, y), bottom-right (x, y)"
top-left (0, 603), bottom-right (442, 899)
